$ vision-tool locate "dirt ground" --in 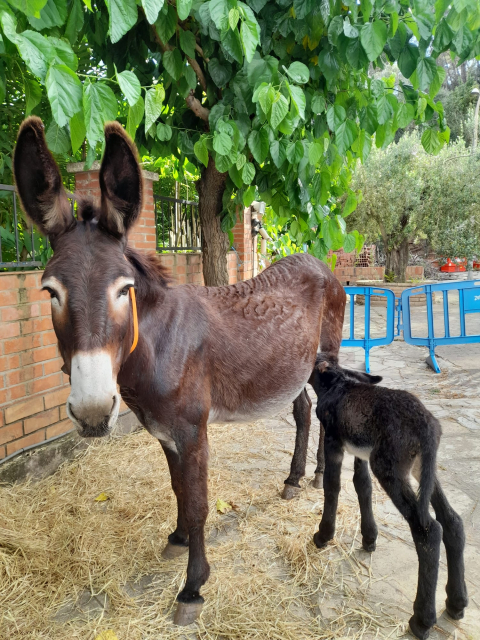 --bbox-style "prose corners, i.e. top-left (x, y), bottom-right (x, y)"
top-left (0, 296), bottom-right (479, 640)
